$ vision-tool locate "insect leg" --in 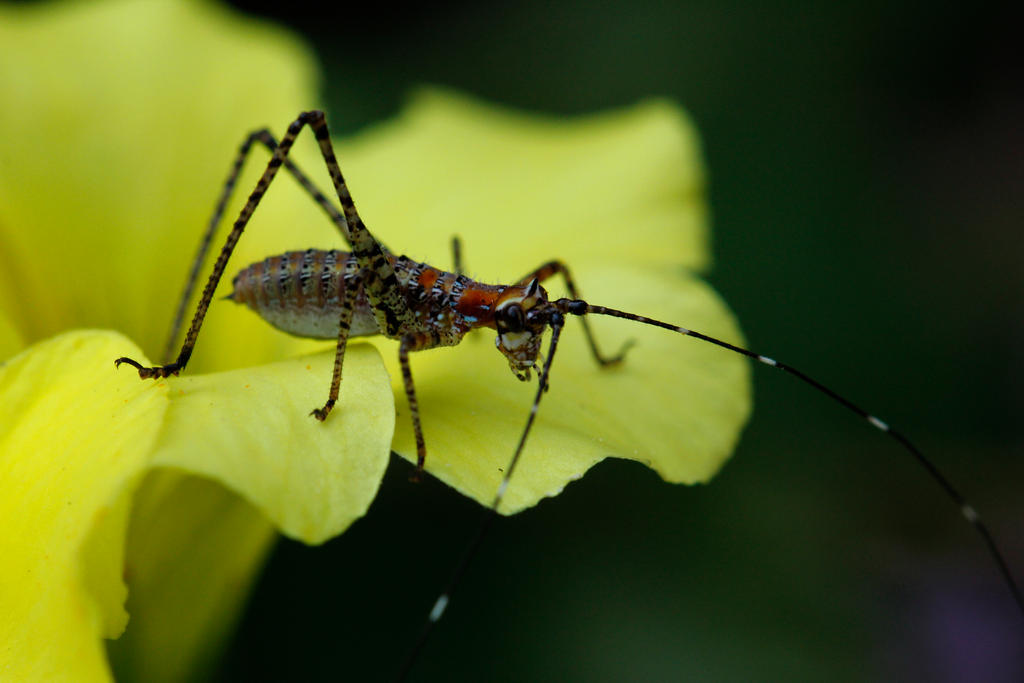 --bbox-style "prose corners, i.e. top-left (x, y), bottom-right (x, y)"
top-left (517, 260), bottom-right (633, 365)
top-left (116, 111), bottom-right (413, 380)
top-left (162, 129), bottom-right (349, 363)
top-left (301, 112), bottom-right (416, 339)
top-left (310, 261), bottom-right (363, 421)
top-left (116, 114), bottom-right (349, 378)
top-left (398, 335), bottom-right (428, 479)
